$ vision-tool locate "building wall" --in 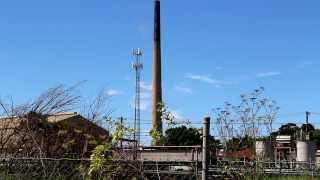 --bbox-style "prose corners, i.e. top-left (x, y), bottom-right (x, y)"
top-left (139, 150), bottom-right (202, 162)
